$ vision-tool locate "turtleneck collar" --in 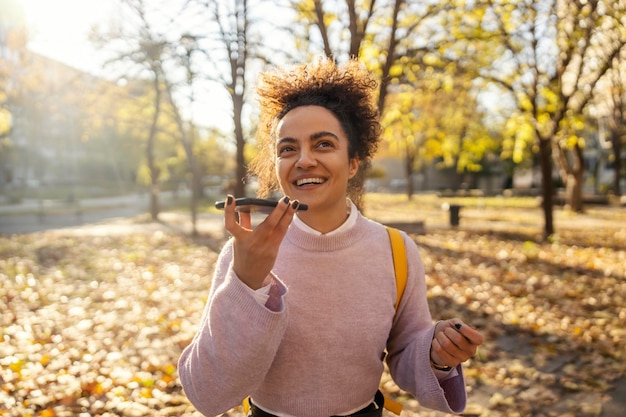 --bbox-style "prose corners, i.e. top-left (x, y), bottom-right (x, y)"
top-left (285, 201), bottom-right (375, 252)
top-left (292, 199), bottom-right (358, 236)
